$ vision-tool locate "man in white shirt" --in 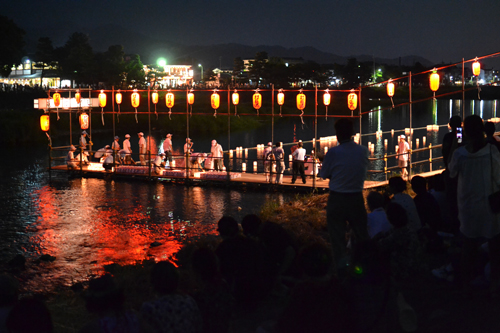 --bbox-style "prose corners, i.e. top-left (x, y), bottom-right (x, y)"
top-left (211, 140), bottom-right (224, 171)
top-left (138, 132), bottom-right (147, 165)
top-left (398, 134), bottom-right (410, 180)
top-left (263, 142), bottom-right (273, 182)
top-left (163, 134), bottom-right (173, 167)
top-left (153, 153), bottom-right (166, 175)
top-left (272, 142), bottom-right (285, 184)
top-left (123, 134), bottom-right (134, 165)
top-left (79, 131), bottom-right (88, 150)
top-left (291, 141), bottom-right (307, 184)
top-left (66, 145), bottom-right (78, 169)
